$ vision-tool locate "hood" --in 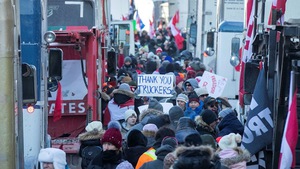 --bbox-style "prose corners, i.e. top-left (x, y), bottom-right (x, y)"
top-left (139, 108), bottom-right (163, 122)
top-left (183, 78), bottom-right (199, 91)
top-left (78, 130), bottom-right (104, 141)
top-left (101, 92), bottom-right (111, 101)
top-left (175, 145), bottom-right (214, 159)
top-left (113, 88), bottom-right (134, 98)
top-left (155, 145), bottom-right (175, 160)
top-left (195, 115), bottom-right (212, 129)
top-left (218, 148), bottom-right (251, 167)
